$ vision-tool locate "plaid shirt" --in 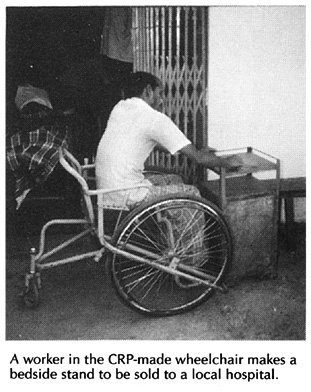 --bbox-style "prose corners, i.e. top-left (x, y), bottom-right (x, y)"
top-left (7, 125), bottom-right (69, 209)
